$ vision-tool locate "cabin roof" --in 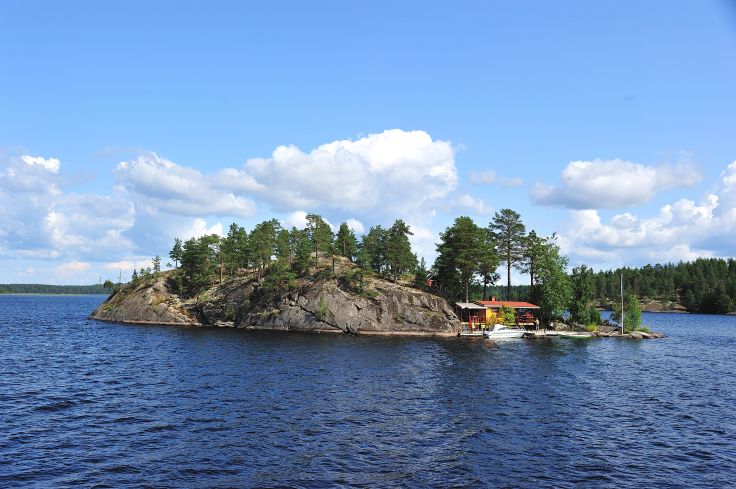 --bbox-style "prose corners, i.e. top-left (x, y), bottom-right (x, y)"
top-left (455, 302), bottom-right (487, 309)
top-left (475, 300), bottom-right (540, 309)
